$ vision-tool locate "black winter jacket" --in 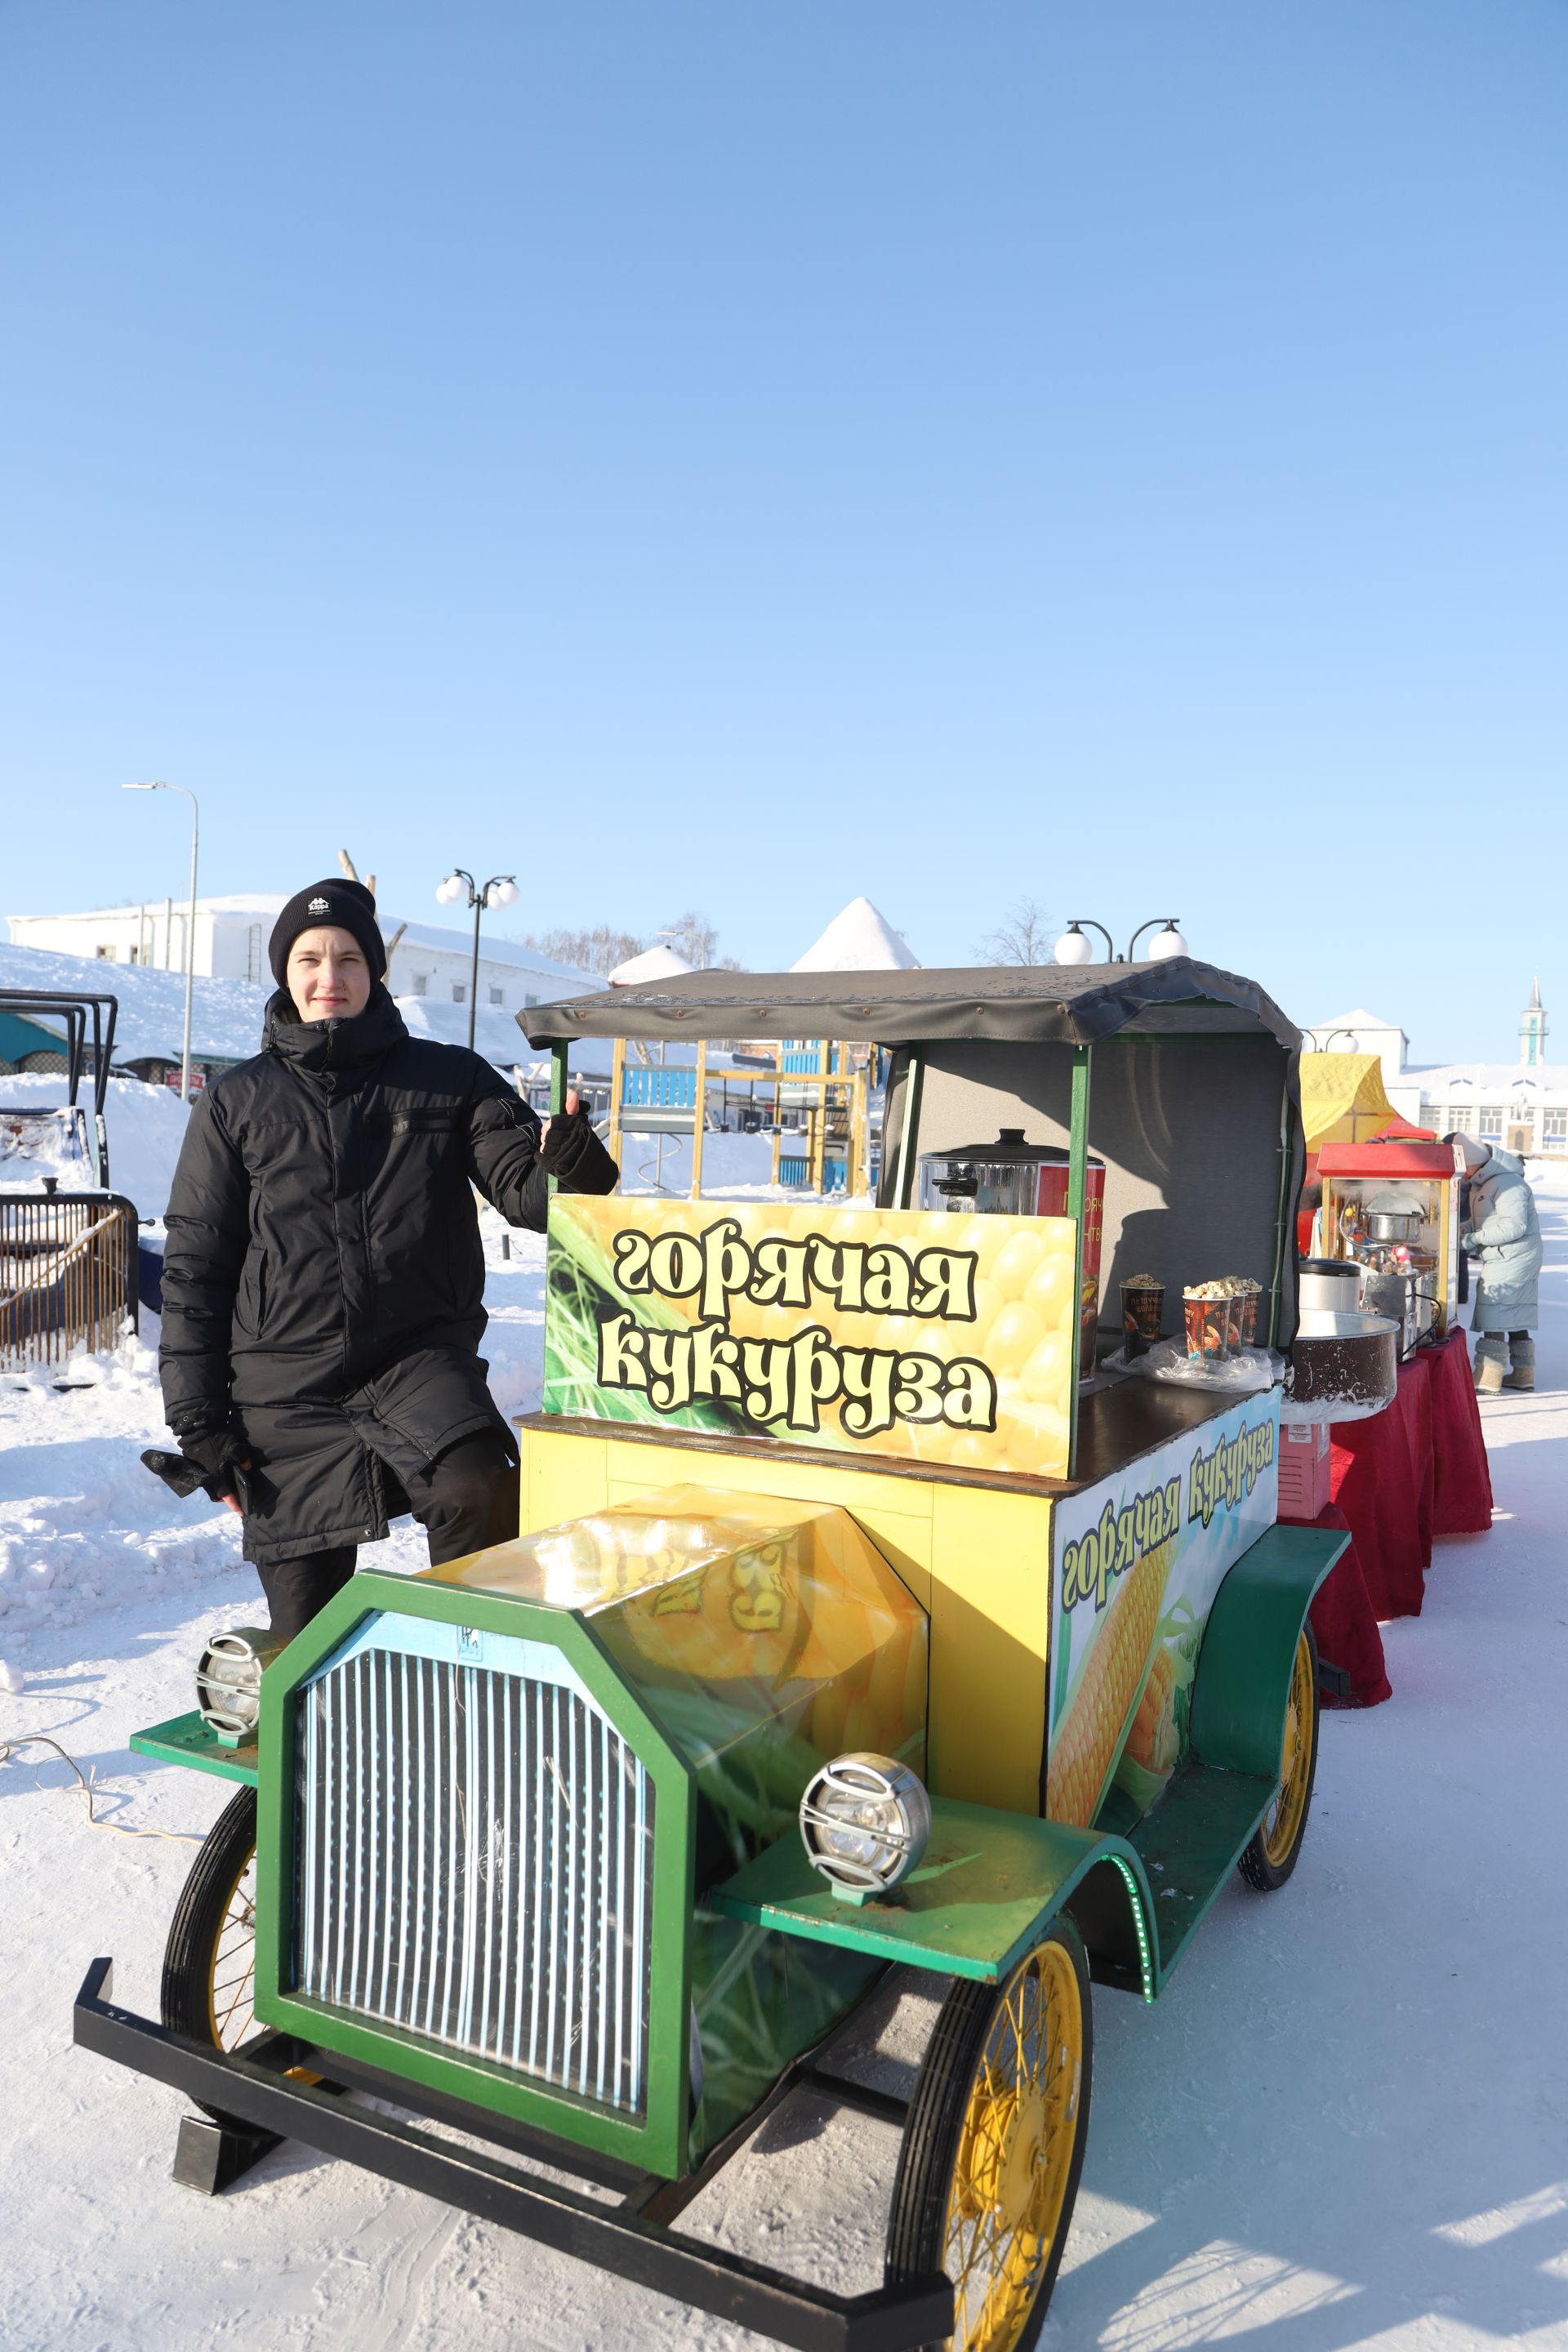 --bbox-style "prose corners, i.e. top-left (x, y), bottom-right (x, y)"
top-left (158, 987), bottom-right (613, 1563)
